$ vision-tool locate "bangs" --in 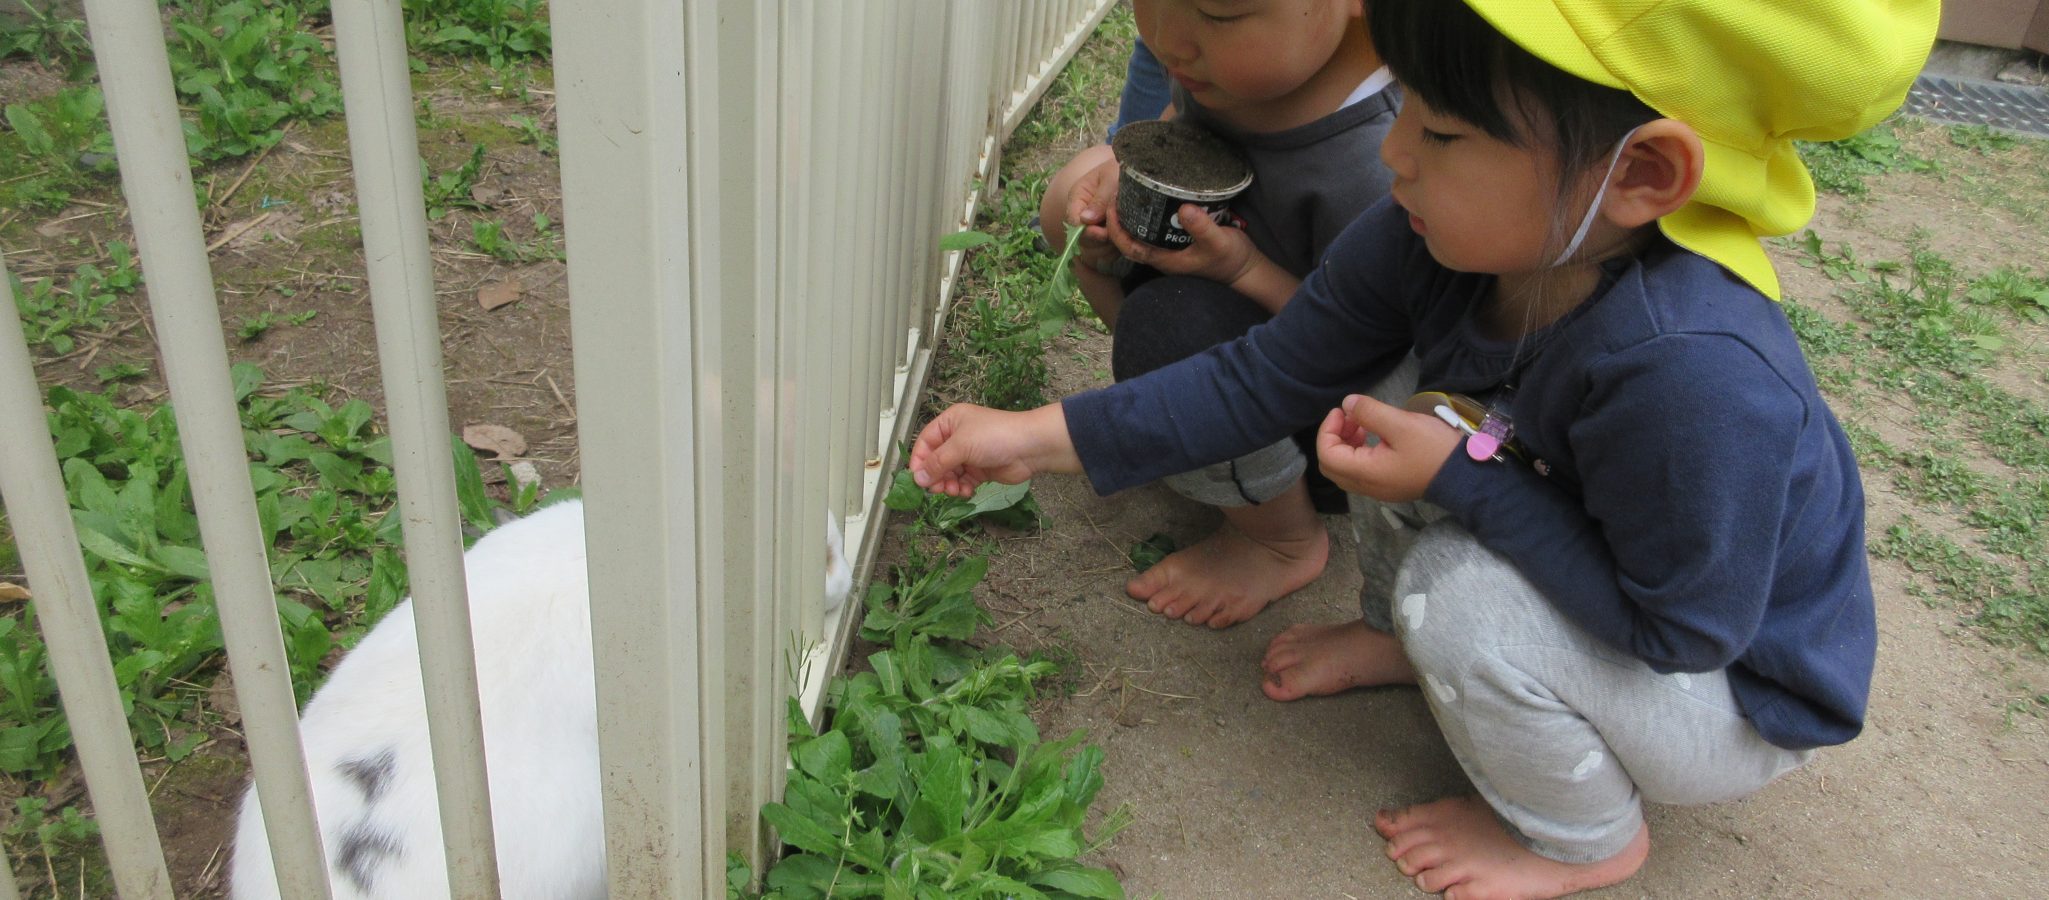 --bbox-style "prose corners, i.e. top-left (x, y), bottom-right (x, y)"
top-left (1368, 0), bottom-right (1656, 157)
